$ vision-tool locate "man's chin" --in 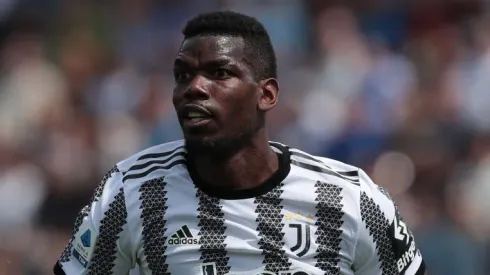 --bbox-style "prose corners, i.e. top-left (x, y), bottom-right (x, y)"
top-left (184, 134), bottom-right (248, 157)
top-left (184, 136), bottom-right (220, 154)
top-left (183, 124), bottom-right (259, 157)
